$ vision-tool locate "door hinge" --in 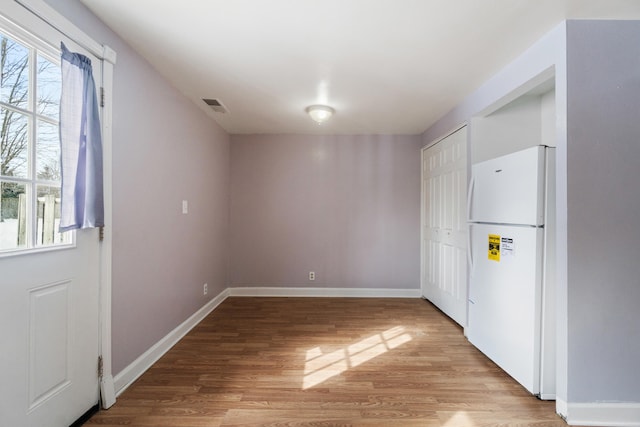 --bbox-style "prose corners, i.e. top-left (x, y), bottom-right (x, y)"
top-left (99, 226), bottom-right (104, 242)
top-left (100, 87), bottom-right (105, 107)
top-left (98, 355), bottom-right (104, 379)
